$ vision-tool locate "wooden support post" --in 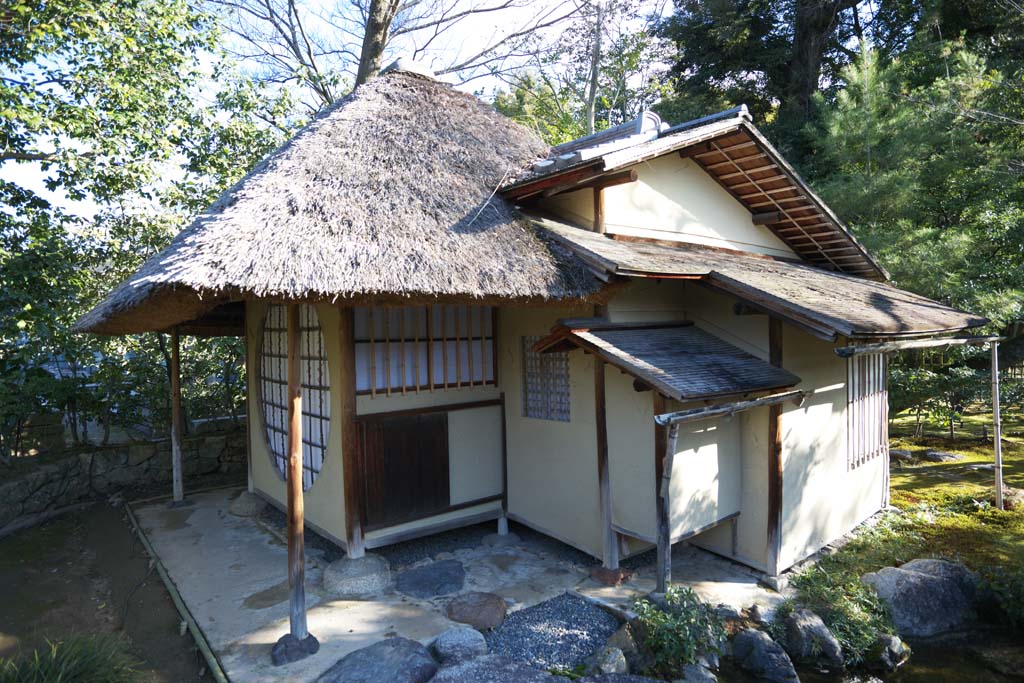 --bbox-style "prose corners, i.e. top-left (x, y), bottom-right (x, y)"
top-left (593, 187), bottom-right (605, 234)
top-left (594, 358), bottom-right (617, 570)
top-left (993, 341), bottom-right (1004, 511)
top-left (339, 307), bottom-right (365, 559)
top-left (656, 422), bottom-right (680, 594)
top-left (766, 317), bottom-right (784, 577)
top-left (169, 327), bottom-right (184, 505)
top-left (272, 303), bottom-right (318, 665)
top-left (498, 393), bottom-right (509, 536)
